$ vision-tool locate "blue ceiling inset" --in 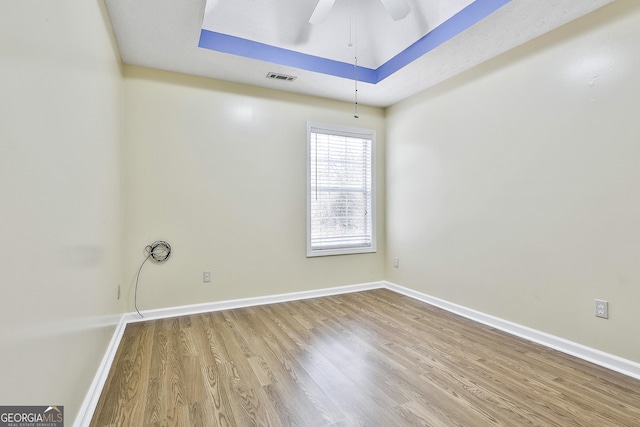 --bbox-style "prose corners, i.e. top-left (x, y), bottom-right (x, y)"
top-left (199, 0), bottom-right (512, 83)
top-left (199, 31), bottom-right (378, 83)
